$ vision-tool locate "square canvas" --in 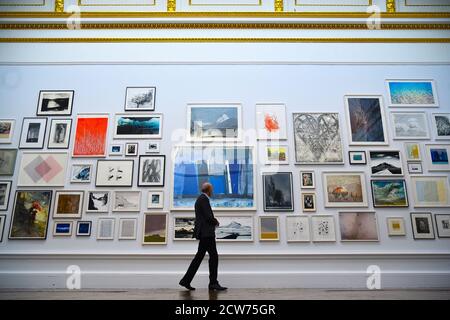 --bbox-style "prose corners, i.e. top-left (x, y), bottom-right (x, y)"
top-left (143, 213), bottom-right (168, 244)
top-left (255, 104), bottom-right (287, 140)
top-left (18, 152), bottom-right (67, 187)
top-left (322, 172), bottom-right (368, 207)
top-left (215, 215), bottom-right (253, 242)
top-left (47, 119), bottom-right (72, 149)
top-left (97, 218), bottom-right (115, 240)
top-left (259, 216), bottom-right (279, 241)
top-left (435, 214), bottom-right (450, 238)
top-left (19, 117), bottom-right (47, 149)
top-left (76, 221), bottom-right (92, 236)
top-left (411, 176), bottom-right (450, 207)
top-left (432, 113), bottom-right (450, 139)
top-left (53, 191), bottom-right (84, 219)
top-left (387, 217), bottom-right (406, 236)
top-left (53, 221), bottom-right (73, 236)
top-left (118, 218), bottom-right (138, 240)
top-left (0, 119), bottom-right (15, 144)
top-left (86, 191), bottom-right (109, 213)
top-left (70, 164), bottom-right (92, 183)
top-left (138, 155), bottom-right (165, 187)
top-left (387, 80), bottom-right (438, 107)
top-left (263, 145), bottom-right (289, 165)
top-left (0, 181), bottom-right (12, 210)
top-left (173, 217), bottom-right (195, 240)
top-left (36, 90), bottom-right (74, 116)
top-left (72, 114), bottom-right (109, 157)
top-left (95, 160), bottom-right (134, 187)
top-left (390, 112), bottom-right (430, 140)
top-left (148, 191), bottom-right (164, 209)
top-left (262, 172), bottom-right (294, 212)
top-left (371, 179), bottom-right (408, 207)
top-left (0, 149), bottom-right (17, 176)
top-left (124, 87), bottom-right (156, 111)
top-left (339, 211), bottom-right (379, 242)
top-left (114, 113), bottom-right (162, 139)
top-left (411, 212), bottom-right (435, 239)
top-left (404, 142), bottom-right (421, 161)
top-left (113, 191), bottom-right (141, 212)
top-left (369, 150), bottom-right (403, 177)
top-left (300, 171), bottom-right (315, 189)
top-left (311, 215), bottom-right (336, 242)
top-left (286, 215), bottom-right (310, 242)
top-left (425, 144), bottom-right (450, 171)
